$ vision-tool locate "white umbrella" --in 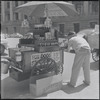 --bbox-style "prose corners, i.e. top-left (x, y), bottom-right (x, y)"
top-left (15, 1), bottom-right (78, 17)
top-left (77, 29), bottom-right (94, 37)
top-left (77, 29), bottom-right (99, 49)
